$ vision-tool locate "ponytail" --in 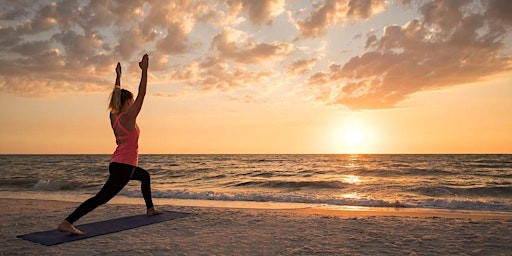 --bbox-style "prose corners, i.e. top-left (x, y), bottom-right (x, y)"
top-left (108, 87), bottom-right (122, 113)
top-left (108, 87), bottom-right (133, 114)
